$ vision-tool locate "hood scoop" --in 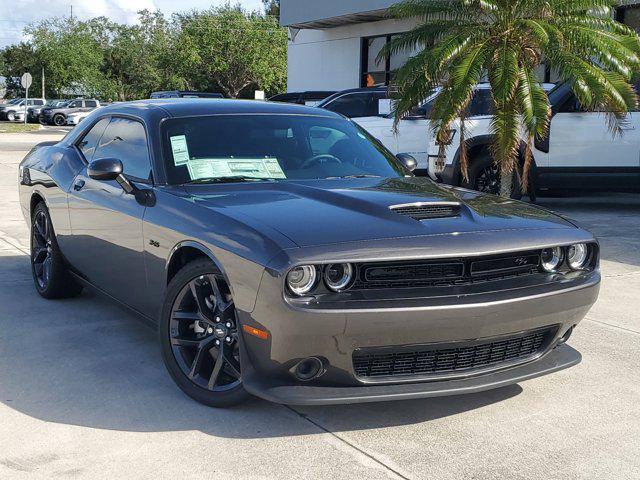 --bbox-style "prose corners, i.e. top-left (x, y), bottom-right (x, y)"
top-left (390, 202), bottom-right (462, 221)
